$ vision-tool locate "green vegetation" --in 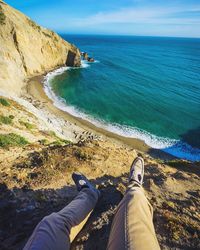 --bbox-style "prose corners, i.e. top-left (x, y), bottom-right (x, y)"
top-left (0, 5), bottom-right (6, 25)
top-left (0, 98), bottom-right (10, 107)
top-left (42, 31), bottom-right (52, 38)
top-left (0, 115), bottom-right (14, 125)
top-left (162, 201), bottom-right (175, 210)
top-left (9, 115), bottom-right (14, 119)
top-left (28, 19), bottom-right (41, 31)
top-left (47, 131), bottom-right (66, 141)
top-left (41, 131), bottom-right (71, 145)
top-left (38, 135), bottom-right (70, 146)
top-left (42, 30), bottom-right (59, 41)
top-left (48, 130), bottom-right (57, 137)
top-left (74, 149), bottom-right (89, 161)
top-left (50, 139), bottom-right (71, 146)
top-left (61, 139), bottom-right (71, 144)
top-left (19, 120), bottom-right (35, 130)
top-left (0, 133), bottom-right (29, 148)
top-left (39, 139), bottom-right (49, 145)
top-left (50, 140), bottom-right (63, 146)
